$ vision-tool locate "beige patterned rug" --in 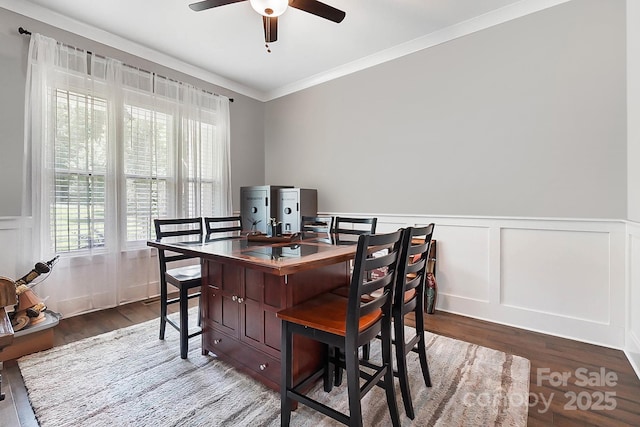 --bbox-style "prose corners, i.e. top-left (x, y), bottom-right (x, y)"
top-left (18, 310), bottom-right (530, 426)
